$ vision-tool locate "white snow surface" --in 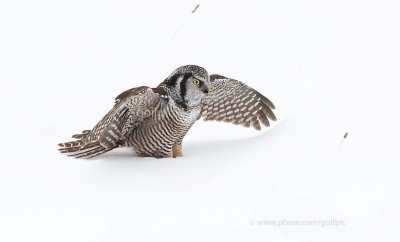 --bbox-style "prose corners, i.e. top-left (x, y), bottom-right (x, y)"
top-left (1, 0), bottom-right (399, 241)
